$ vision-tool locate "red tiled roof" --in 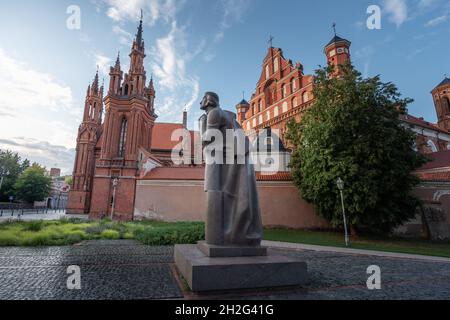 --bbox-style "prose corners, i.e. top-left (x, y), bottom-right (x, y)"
top-left (400, 114), bottom-right (449, 135)
top-left (151, 123), bottom-right (198, 152)
top-left (140, 166), bottom-right (292, 182)
top-left (416, 171), bottom-right (450, 182)
top-left (419, 150), bottom-right (450, 170)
